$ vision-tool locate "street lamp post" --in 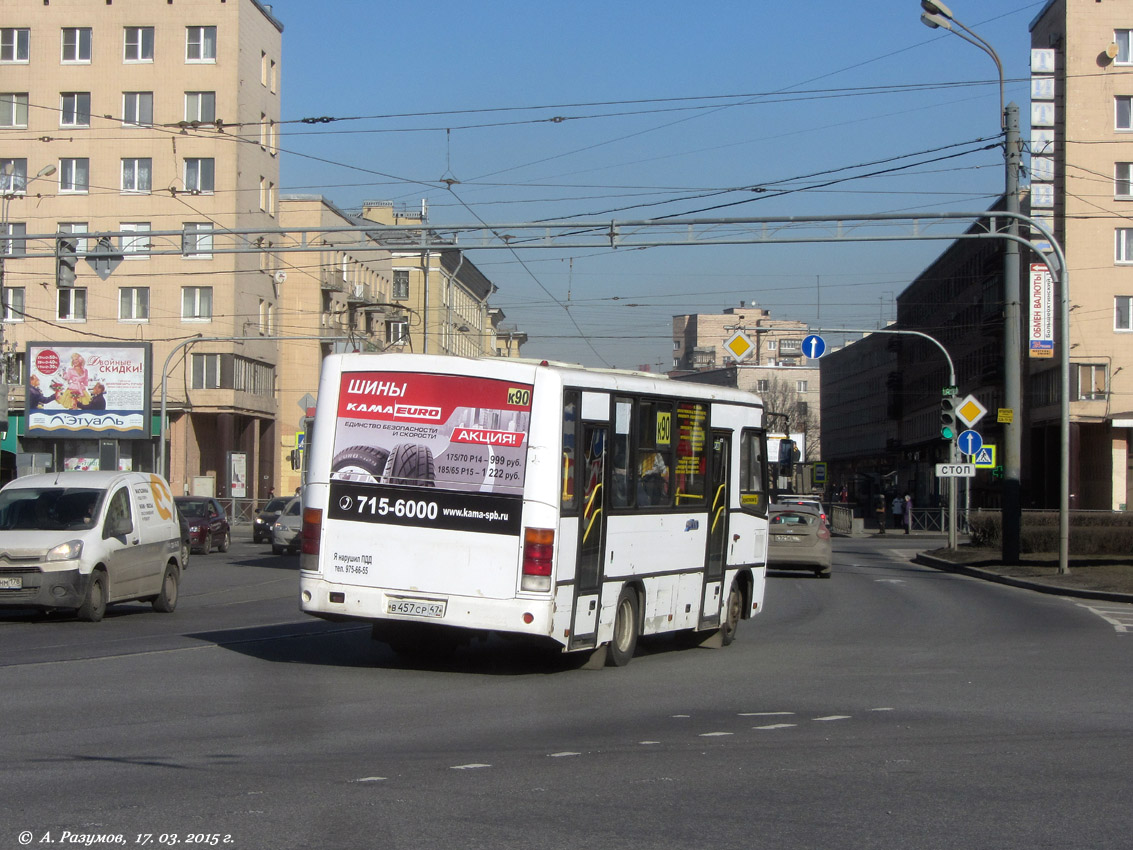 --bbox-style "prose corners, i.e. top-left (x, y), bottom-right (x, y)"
top-left (0, 163), bottom-right (57, 435)
top-left (921, 1), bottom-right (1023, 563)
